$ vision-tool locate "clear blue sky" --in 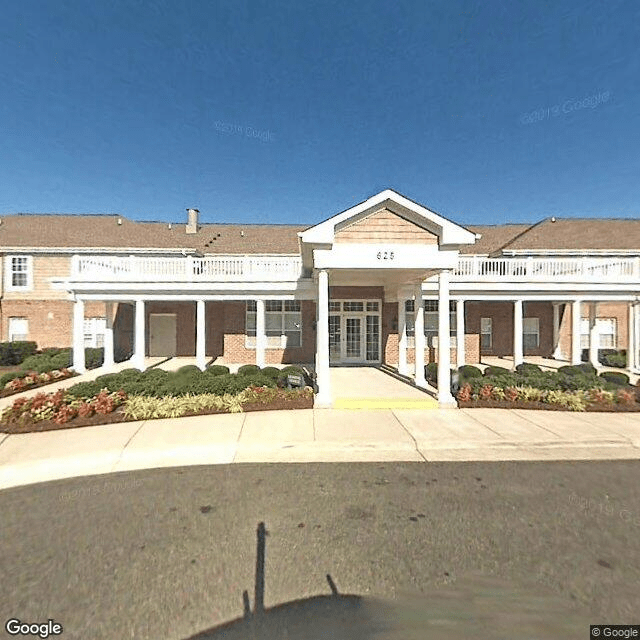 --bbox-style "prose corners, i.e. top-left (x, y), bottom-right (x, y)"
top-left (1, 0), bottom-right (638, 227)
